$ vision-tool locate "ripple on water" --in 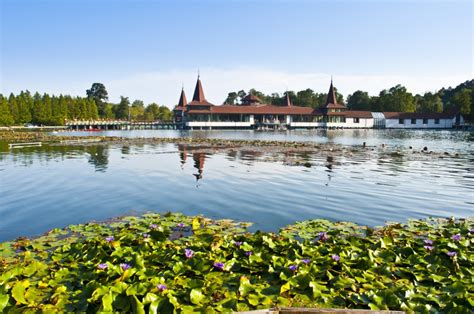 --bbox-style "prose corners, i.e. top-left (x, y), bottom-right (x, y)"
top-left (1, 131), bottom-right (473, 241)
